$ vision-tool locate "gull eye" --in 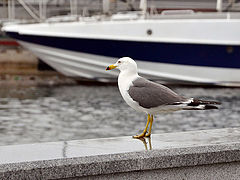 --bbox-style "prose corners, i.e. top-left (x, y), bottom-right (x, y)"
top-left (118, 61), bottom-right (121, 64)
